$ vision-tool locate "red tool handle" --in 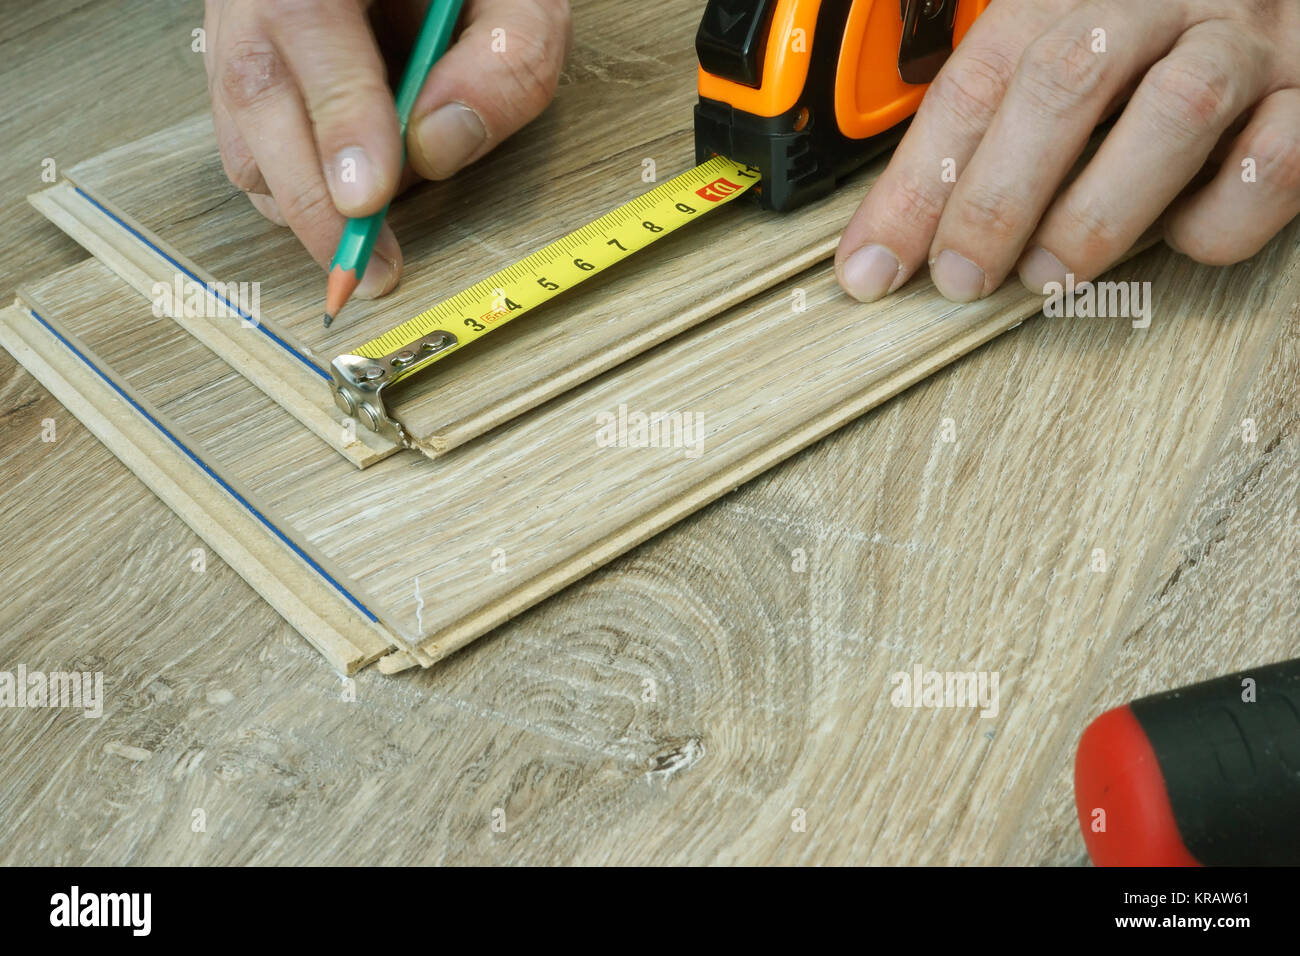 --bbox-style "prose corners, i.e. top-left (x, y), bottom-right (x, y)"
top-left (1075, 658), bottom-right (1300, 866)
